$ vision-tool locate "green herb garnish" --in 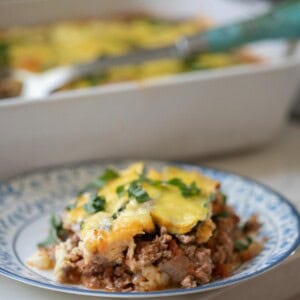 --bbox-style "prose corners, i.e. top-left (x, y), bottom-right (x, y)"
top-left (247, 236), bottom-right (253, 244)
top-left (84, 194), bottom-right (106, 214)
top-left (142, 176), bottom-right (201, 198)
top-left (212, 211), bottom-right (229, 220)
top-left (100, 168), bottom-right (120, 181)
top-left (144, 177), bottom-right (163, 187)
top-left (112, 202), bottom-right (129, 220)
top-left (38, 214), bottom-right (65, 248)
top-left (66, 203), bottom-right (76, 211)
top-left (116, 175), bottom-right (201, 201)
top-left (234, 237), bottom-right (253, 252)
top-left (221, 192), bottom-right (227, 204)
top-left (234, 241), bottom-right (248, 251)
top-left (116, 185), bottom-right (126, 197)
top-left (204, 193), bottom-right (216, 208)
top-left (128, 181), bottom-right (150, 203)
top-left (80, 220), bottom-right (85, 230)
top-left (167, 178), bottom-right (201, 197)
top-left (79, 168), bottom-right (119, 195)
